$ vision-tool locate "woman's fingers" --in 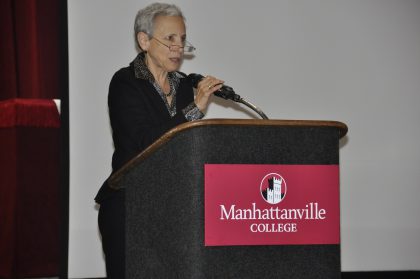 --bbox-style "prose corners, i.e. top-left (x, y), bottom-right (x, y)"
top-left (195, 76), bottom-right (224, 111)
top-left (198, 76), bottom-right (224, 94)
